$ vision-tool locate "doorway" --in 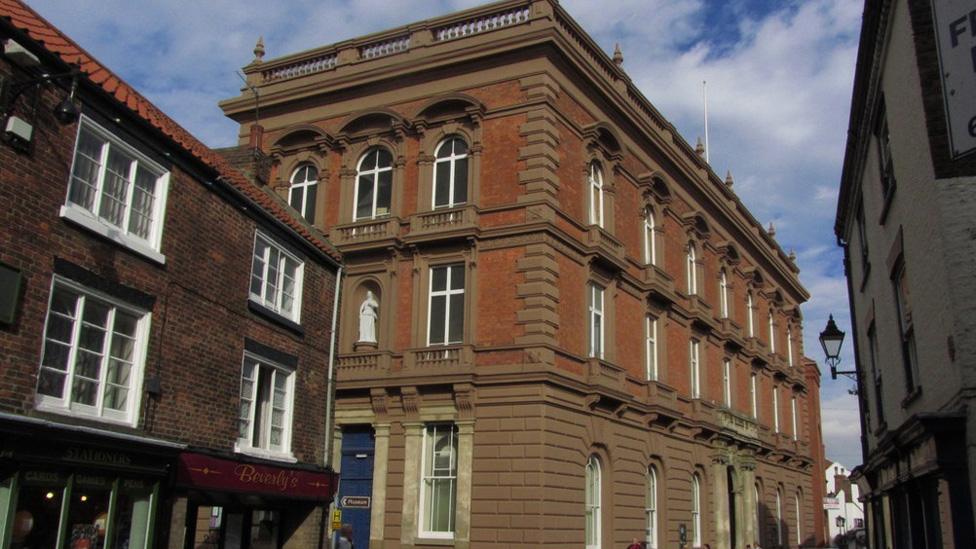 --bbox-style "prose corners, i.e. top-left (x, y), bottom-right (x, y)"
top-left (337, 426), bottom-right (375, 549)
